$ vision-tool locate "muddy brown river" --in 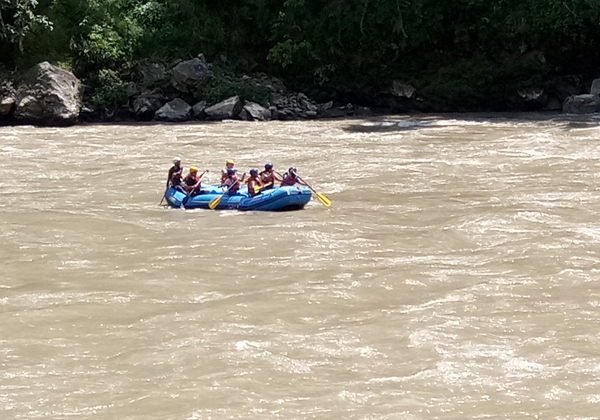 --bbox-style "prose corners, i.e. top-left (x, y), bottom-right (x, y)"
top-left (2, 114), bottom-right (600, 419)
